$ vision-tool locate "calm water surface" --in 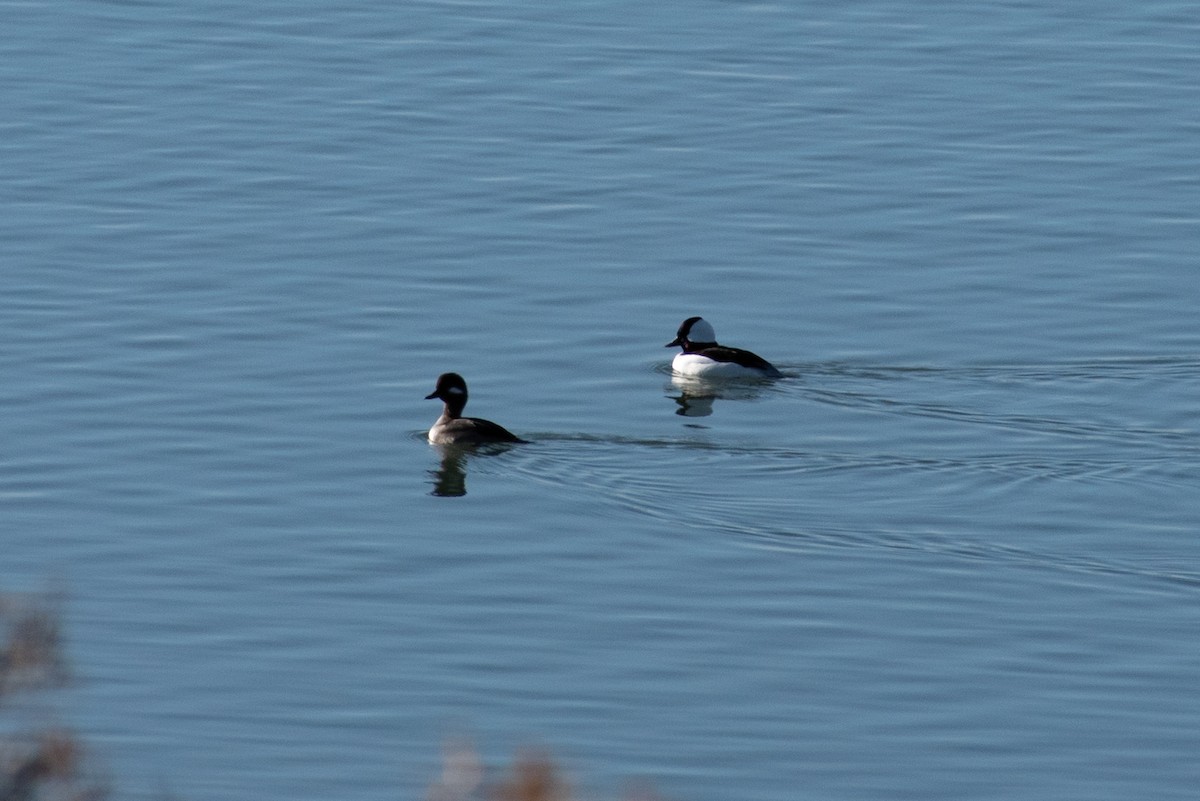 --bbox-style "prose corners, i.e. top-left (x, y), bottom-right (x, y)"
top-left (3, 2), bottom-right (1199, 800)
